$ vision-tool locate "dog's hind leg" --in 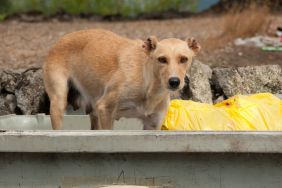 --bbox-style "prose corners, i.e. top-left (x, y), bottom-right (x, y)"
top-left (44, 67), bottom-right (68, 130)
